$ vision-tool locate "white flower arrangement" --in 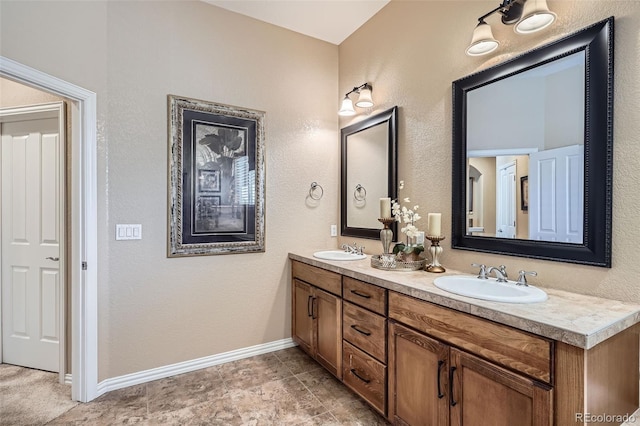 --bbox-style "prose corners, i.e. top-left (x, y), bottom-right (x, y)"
top-left (391, 180), bottom-right (422, 239)
top-left (391, 180), bottom-right (425, 259)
